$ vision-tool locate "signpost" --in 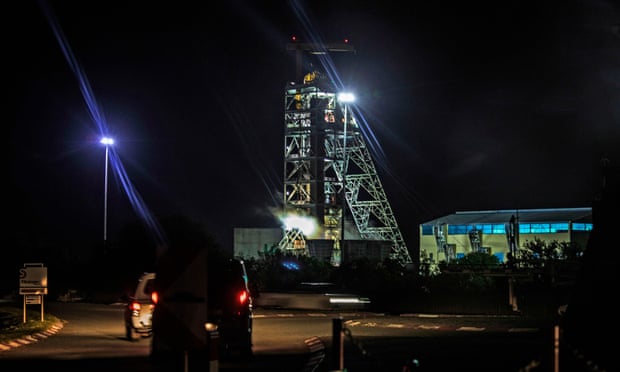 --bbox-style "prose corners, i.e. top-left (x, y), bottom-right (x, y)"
top-left (19, 263), bottom-right (48, 322)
